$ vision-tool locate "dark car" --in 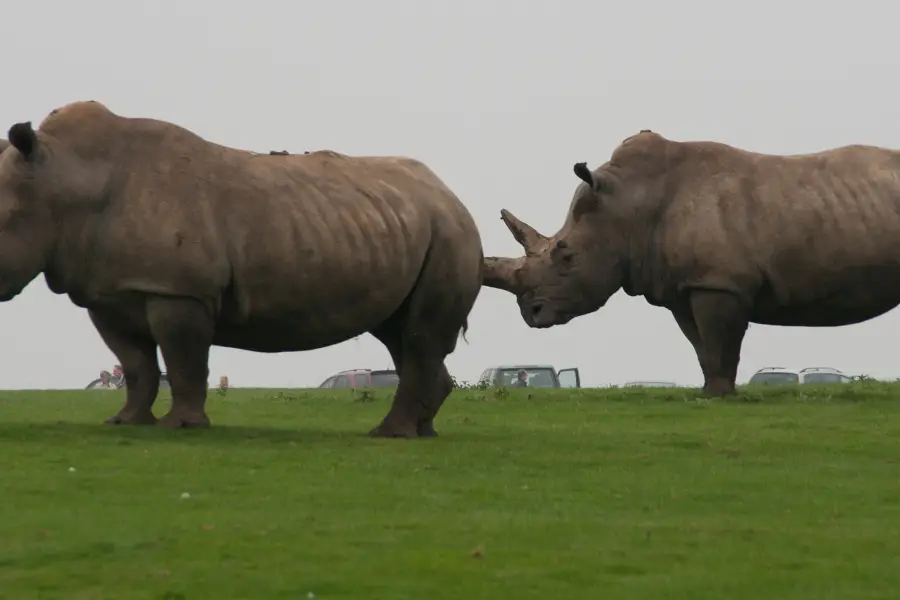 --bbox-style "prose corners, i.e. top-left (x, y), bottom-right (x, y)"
top-left (318, 369), bottom-right (400, 389)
